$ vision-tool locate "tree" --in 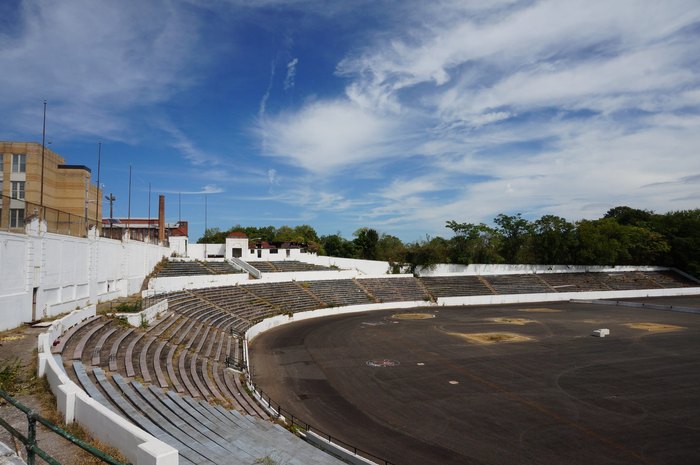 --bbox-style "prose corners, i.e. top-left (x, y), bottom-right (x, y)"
top-left (445, 221), bottom-right (503, 264)
top-left (531, 215), bottom-right (576, 264)
top-left (197, 227), bottom-right (227, 243)
top-left (405, 236), bottom-right (450, 274)
top-left (604, 206), bottom-right (653, 226)
top-left (320, 234), bottom-right (357, 258)
top-left (353, 227), bottom-right (379, 260)
top-left (293, 224), bottom-right (320, 244)
top-left (493, 213), bottom-right (534, 263)
top-left (376, 234), bottom-right (407, 265)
